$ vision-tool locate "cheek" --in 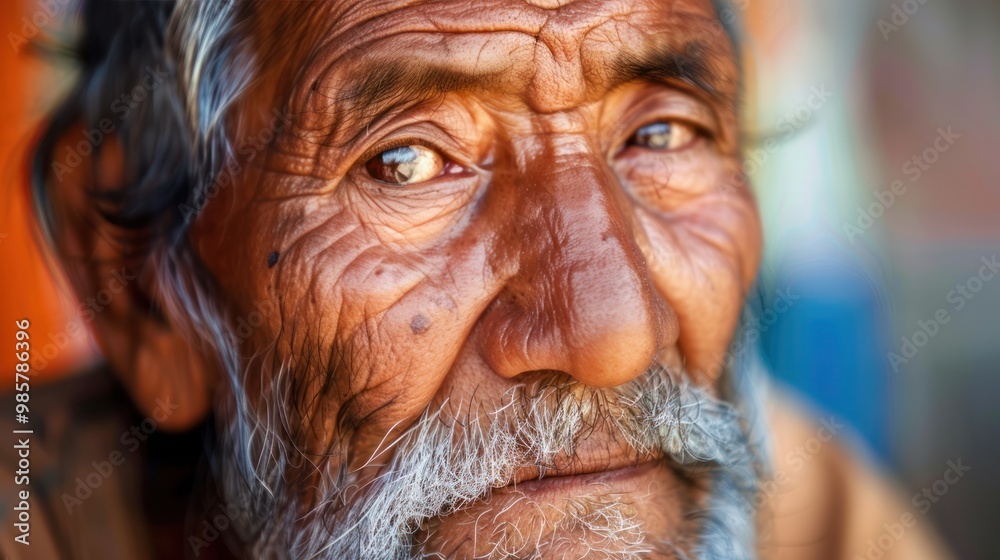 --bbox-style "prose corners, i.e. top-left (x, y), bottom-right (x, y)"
top-left (617, 143), bottom-right (733, 210)
top-left (634, 186), bottom-right (761, 378)
top-left (256, 210), bottom-right (504, 463)
top-left (277, 242), bottom-right (445, 429)
top-left (341, 178), bottom-right (478, 245)
top-left (341, 172), bottom-right (483, 246)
